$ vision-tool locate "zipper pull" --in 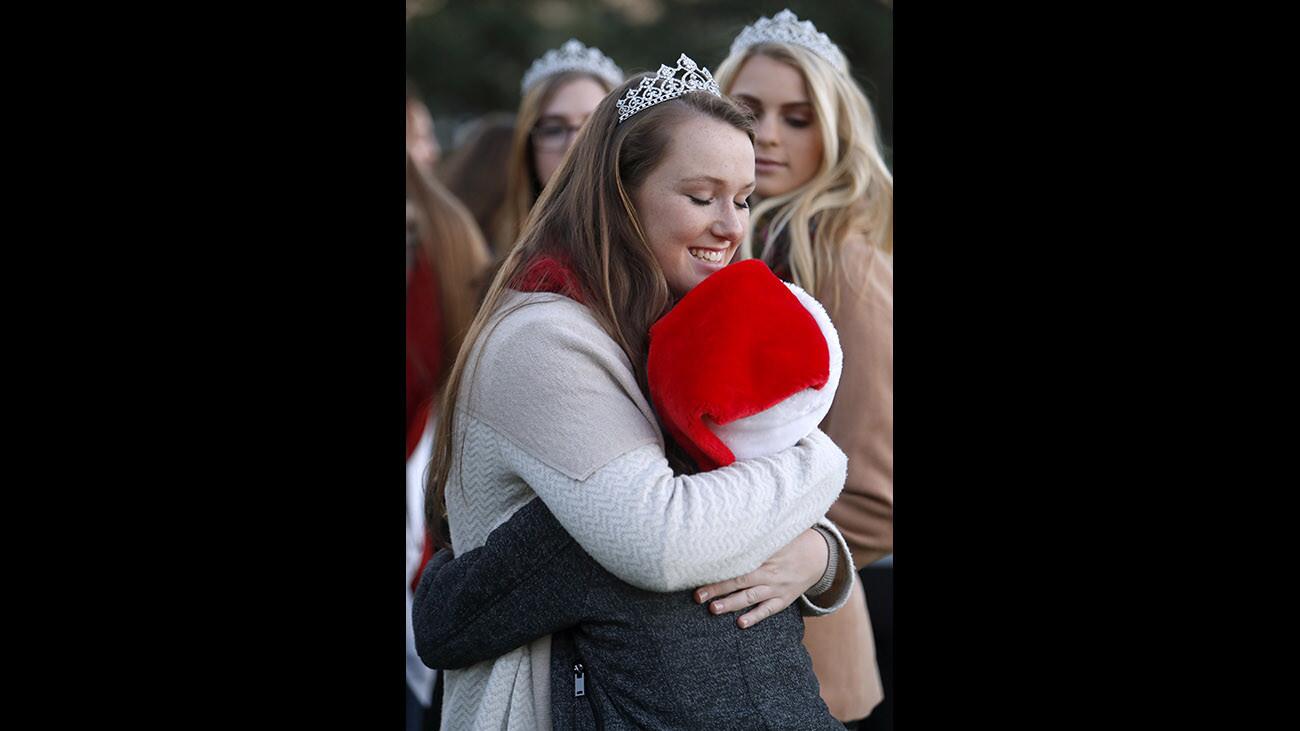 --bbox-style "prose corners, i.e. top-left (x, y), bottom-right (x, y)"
top-left (573, 662), bottom-right (586, 697)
